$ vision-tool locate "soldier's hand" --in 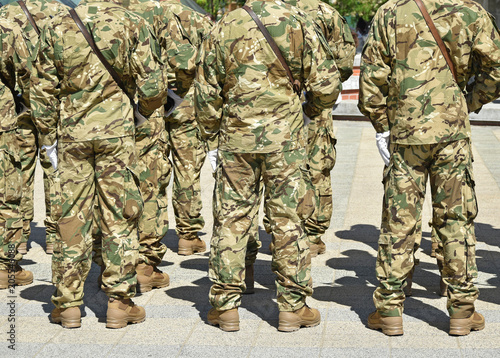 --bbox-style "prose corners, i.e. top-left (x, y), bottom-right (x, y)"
top-left (207, 149), bottom-right (218, 172)
top-left (375, 131), bottom-right (390, 166)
